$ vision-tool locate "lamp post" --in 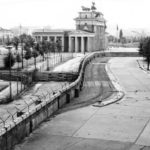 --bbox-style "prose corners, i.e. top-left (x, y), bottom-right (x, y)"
top-left (21, 41), bottom-right (24, 69)
top-left (6, 45), bottom-right (13, 101)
